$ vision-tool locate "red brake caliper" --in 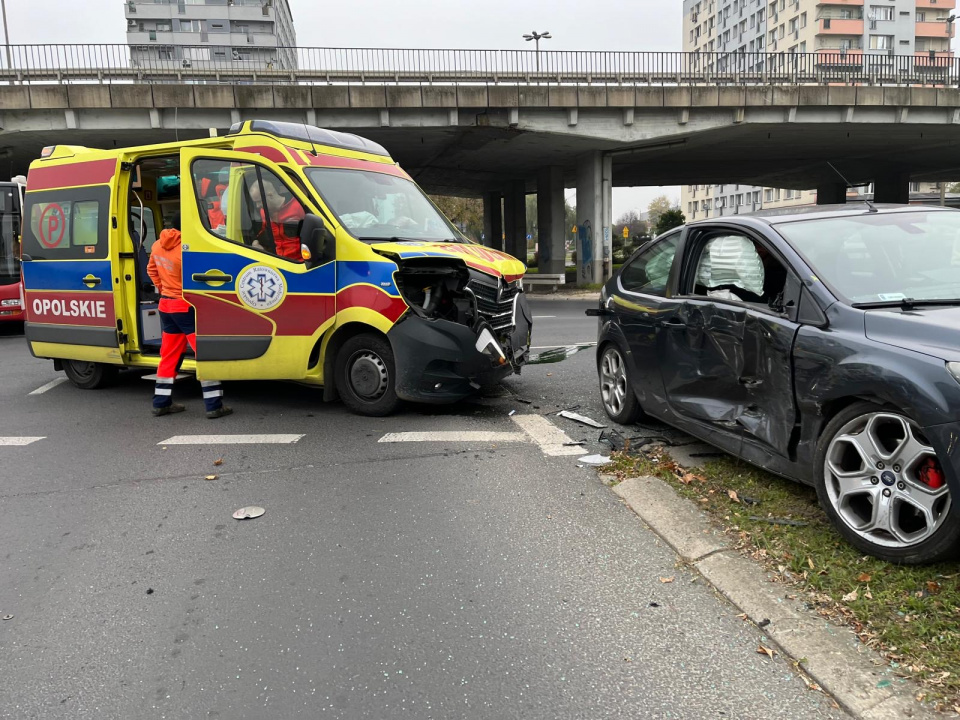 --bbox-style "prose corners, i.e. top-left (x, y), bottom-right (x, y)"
top-left (918, 458), bottom-right (946, 490)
